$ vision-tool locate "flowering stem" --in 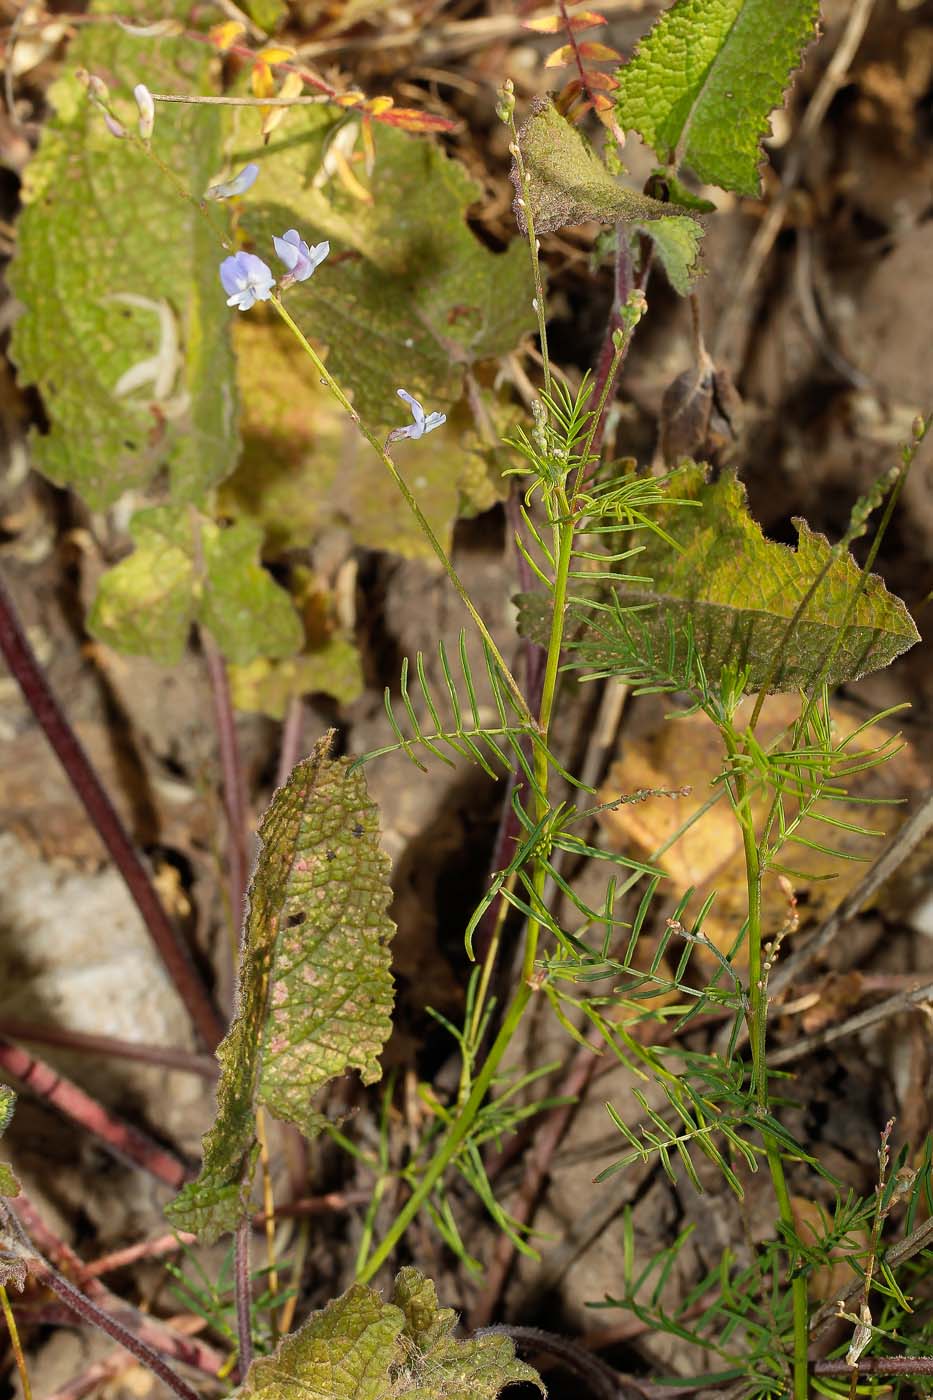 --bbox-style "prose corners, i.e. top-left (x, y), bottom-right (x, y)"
top-left (269, 295), bottom-right (533, 726)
